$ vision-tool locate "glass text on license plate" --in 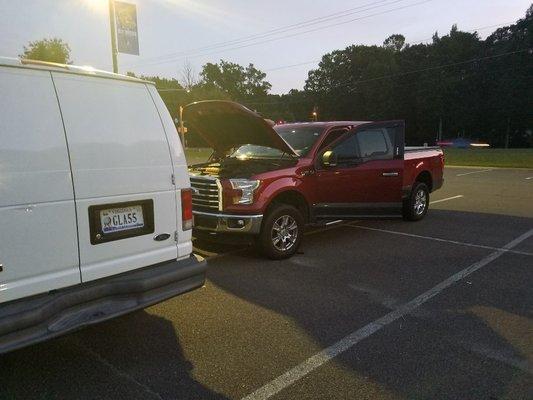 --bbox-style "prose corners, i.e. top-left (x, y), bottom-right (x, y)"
top-left (100, 205), bottom-right (144, 234)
